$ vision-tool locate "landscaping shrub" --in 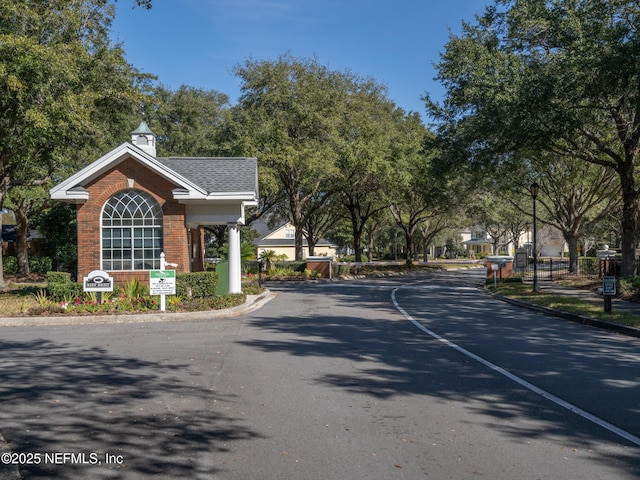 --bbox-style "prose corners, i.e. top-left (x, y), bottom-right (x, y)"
top-left (339, 255), bottom-right (368, 263)
top-left (242, 276), bottom-right (265, 295)
top-left (579, 257), bottom-right (599, 276)
top-left (206, 293), bottom-right (246, 310)
top-left (176, 271), bottom-right (218, 299)
top-left (617, 277), bottom-right (640, 301)
top-left (46, 271), bottom-right (72, 284)
top-left (334, 264), bottom-right (351, 276)
top-left (3, 256), bottom-right (17, 274)
top-left (274, 261), bottom-right (306, 272)
top-left (30, 256), bottom-right (53, 274)
top-left (3, 256), bottom-right (53, 274)
top-left (243, 261), bottom-right (260, 275)
top-left (46, 271), bottom-right (82, 302)
top-left (47, 281), bottom-right (83, 302)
